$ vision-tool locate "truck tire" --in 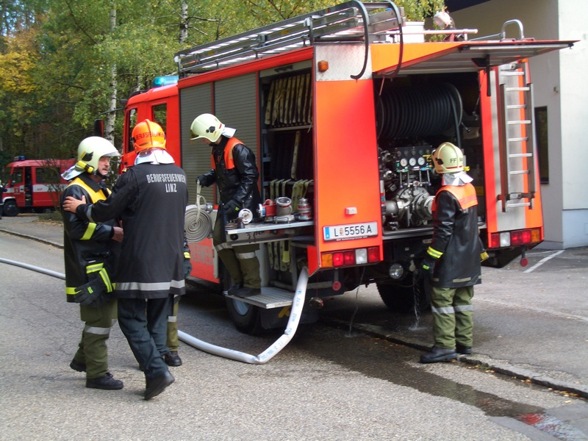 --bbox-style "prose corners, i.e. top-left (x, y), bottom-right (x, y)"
top-left (3, 200), bottom-right (19, 217)
top-left (225, 297), bottom-right (264, 335)
top-left (377, 279), bottom-right (430, 314)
